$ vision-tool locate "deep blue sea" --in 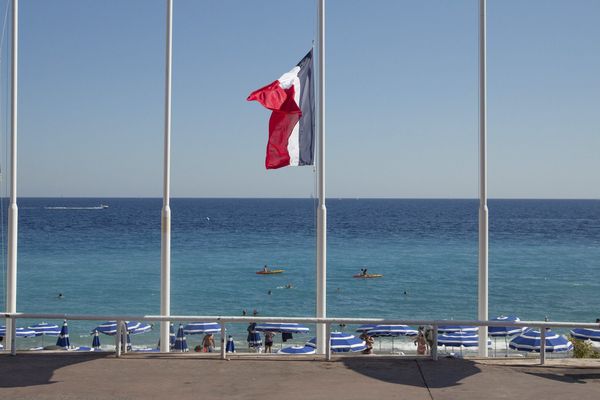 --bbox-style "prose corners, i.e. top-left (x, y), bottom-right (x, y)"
top-left (1, 198), bottom-right (599, 347)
